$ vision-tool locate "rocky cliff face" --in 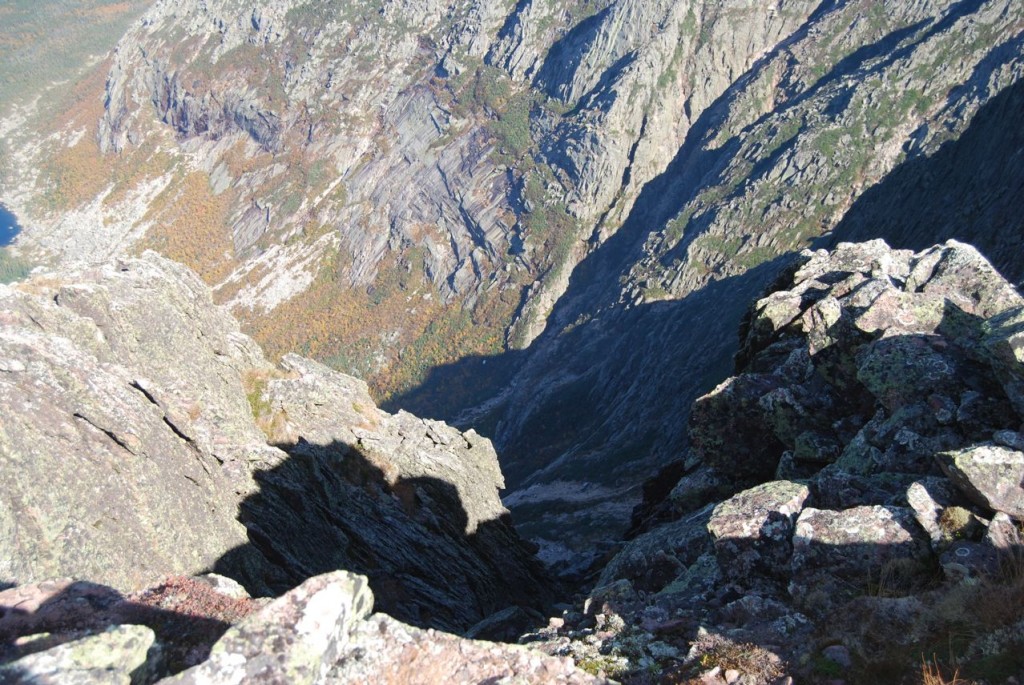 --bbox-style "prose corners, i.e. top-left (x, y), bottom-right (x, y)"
top-left (5, 0), bottom-right (1024, 571)
top-left (2, 239), bottom-right (1022, 684)
top-left (444, 0), bottom-right (1024, 564)
top-left (0, 252), bottom-right (550, 633)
